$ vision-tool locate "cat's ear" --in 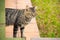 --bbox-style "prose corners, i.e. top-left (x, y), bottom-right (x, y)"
top-left (25, 5), bottom-right (30, 11)
top-left (33, 6), bottom-right (37, 10)
top-left (26, 5), bottom-right (29, 9)
top-left (33, 6), bottom-right (35, 8)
